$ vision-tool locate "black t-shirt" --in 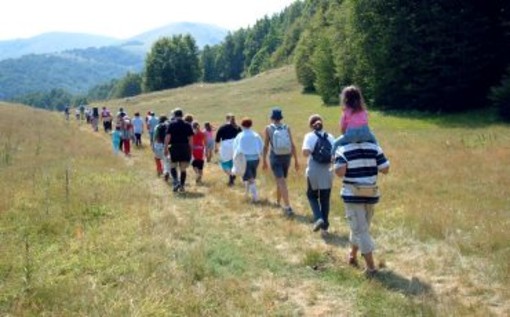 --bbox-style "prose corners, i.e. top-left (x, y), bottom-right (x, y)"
top-left (166, 118), bottom-right (194, 144)
top-left (215, 123), bottom-right (241, 143)
top-left (154, 122), bottom-right (167, 143)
